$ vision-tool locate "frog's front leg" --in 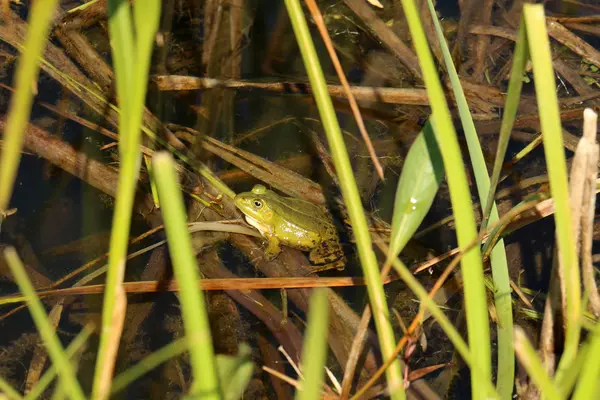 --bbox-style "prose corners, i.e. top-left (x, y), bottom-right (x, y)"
top-left (264, 234), bottom-right (282, 261)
